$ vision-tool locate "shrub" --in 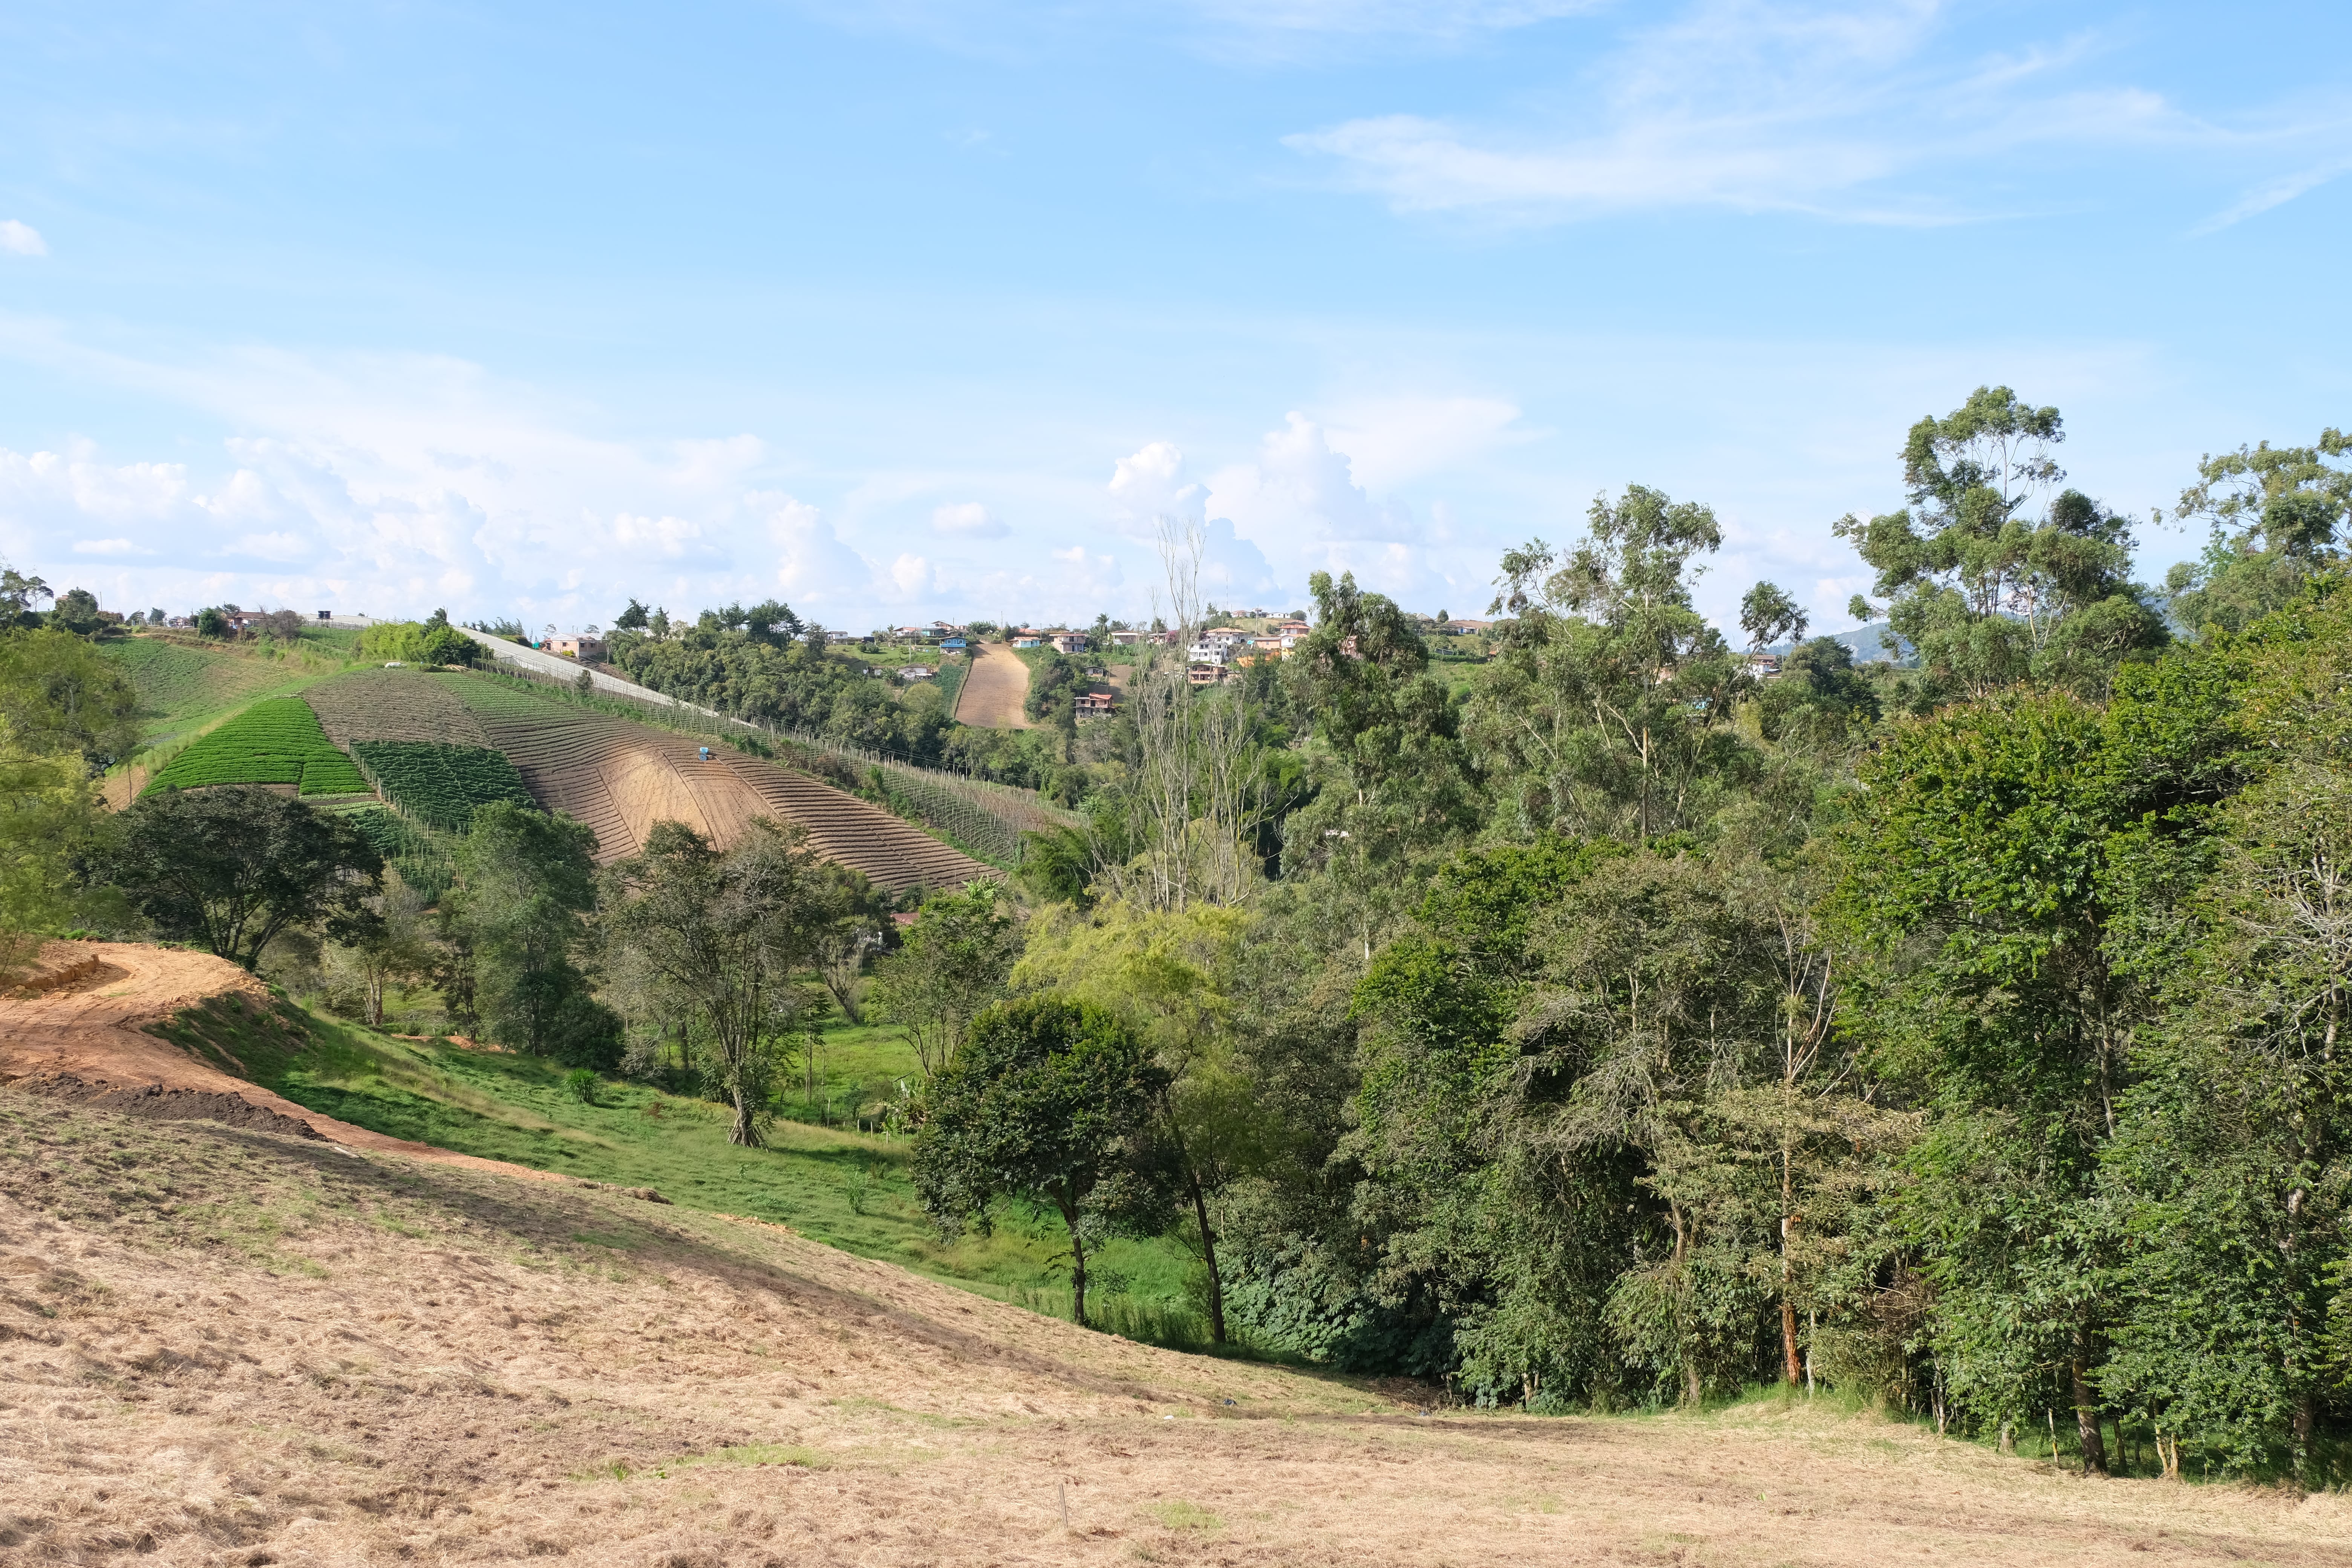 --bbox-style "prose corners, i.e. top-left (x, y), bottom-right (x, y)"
top-left (564, 1067), bottom-right (600, 1104)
